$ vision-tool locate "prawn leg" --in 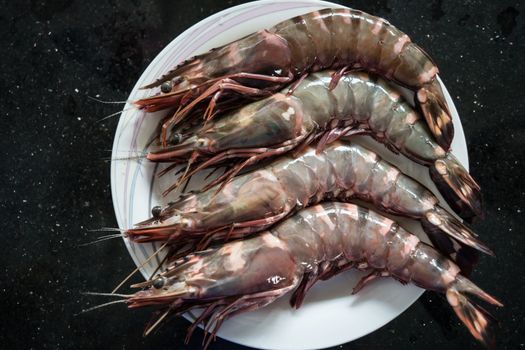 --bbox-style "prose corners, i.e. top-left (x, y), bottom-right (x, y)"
top-left (328, 65), bottom-right (351, 90)
top-left (351, 270), bottom-right (389, 294)
top-left (161, 78), bottom-right (273, 146)
top-left (289, 269), bottom-right (319, 309)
